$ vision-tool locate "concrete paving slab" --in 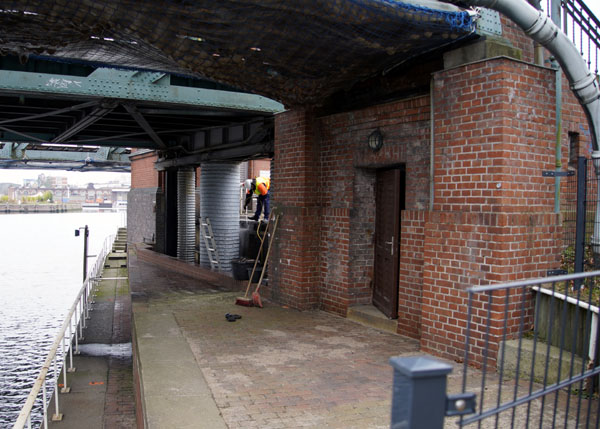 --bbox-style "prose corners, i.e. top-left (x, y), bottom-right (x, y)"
top-left (136, 337), bottom-right (196, 364)
top-left (145, 395), bottom-right (227, 429)
top-left (134, 311), bottom-right (183, 338)
top-left (141, 360), bottom-right (212, 397)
